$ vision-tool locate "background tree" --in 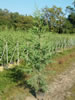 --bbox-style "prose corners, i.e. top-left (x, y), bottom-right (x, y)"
top-left (66, 0), bottom-right (75, 33)
top-left (0, 9), bottom-right (34, 31)
top-left (42, 6), bottom-right (65, 33)
top-left (0, 1), bottom-right (74, 34)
